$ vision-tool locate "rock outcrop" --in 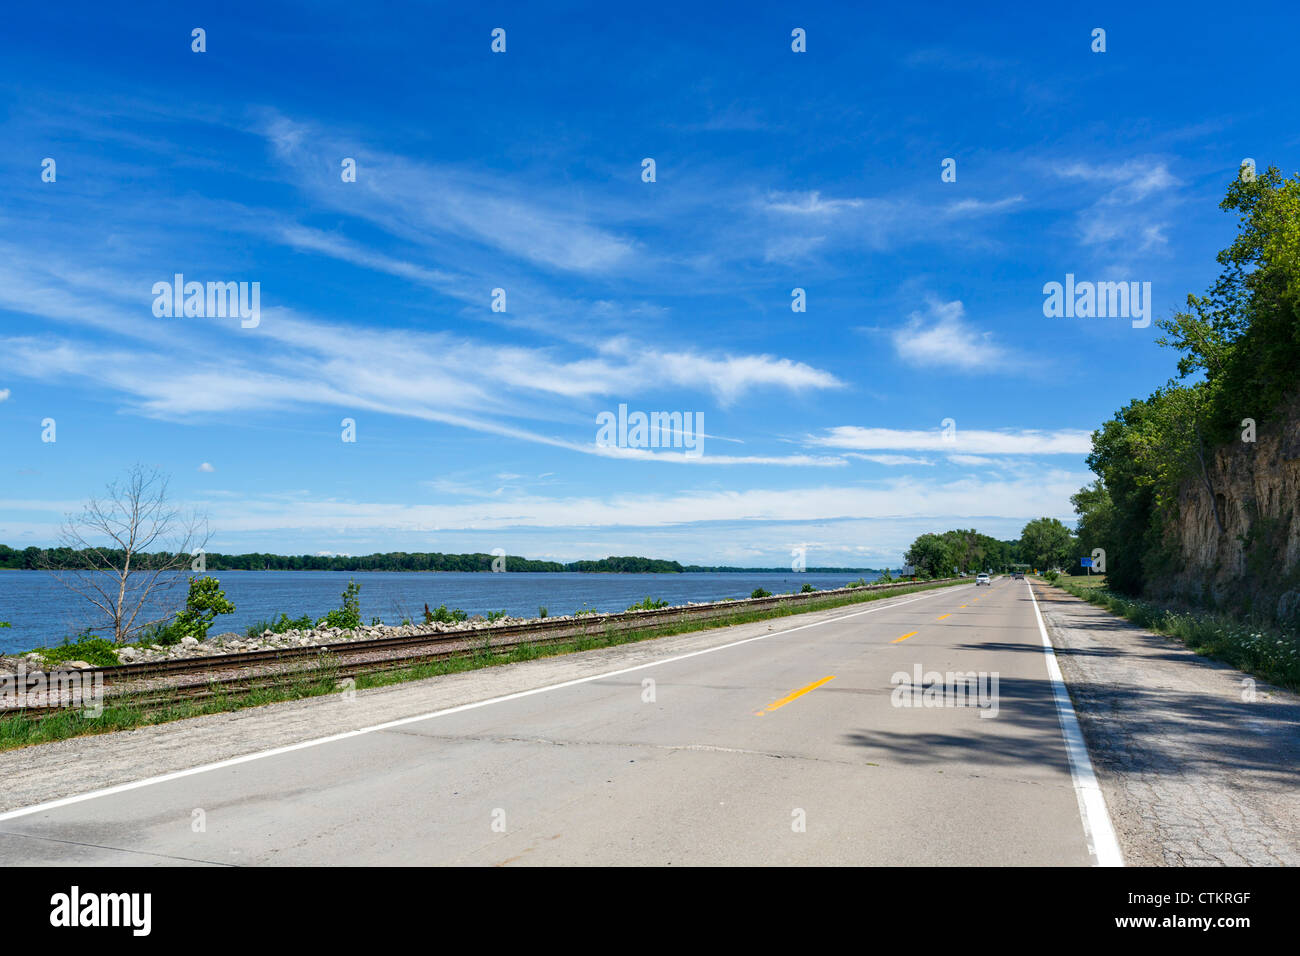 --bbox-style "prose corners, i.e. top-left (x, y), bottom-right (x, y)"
top-left (1159, 392), bottom-right (1300, 626)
